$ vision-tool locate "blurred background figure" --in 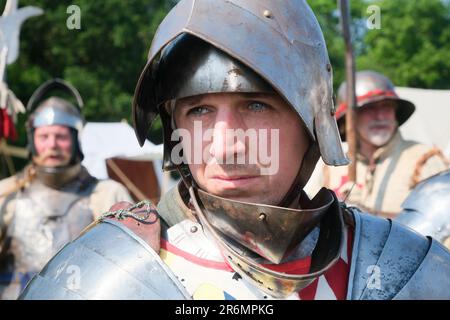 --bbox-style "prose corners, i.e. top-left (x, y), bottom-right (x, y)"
top-left (0, 79), bottom-right (132, 299)
top-left (306, 71), bottom-right (449, 218)
top-left (396, 169), bottom-right (450, 250)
